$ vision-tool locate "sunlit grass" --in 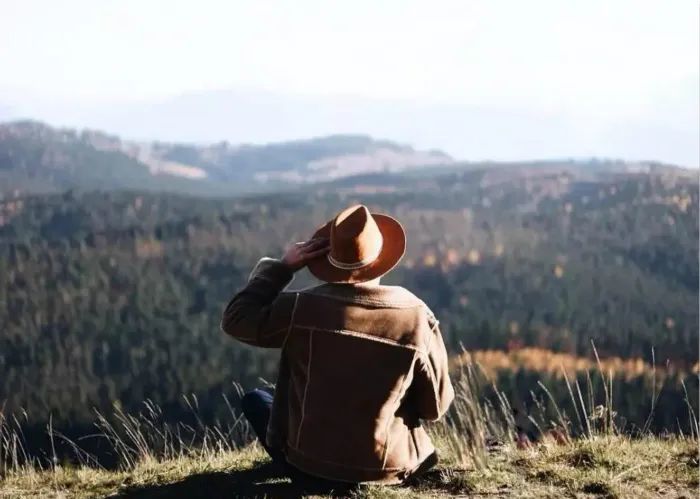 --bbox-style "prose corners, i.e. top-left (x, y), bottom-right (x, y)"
top-left (1, 355), bottom-right (698, 498)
